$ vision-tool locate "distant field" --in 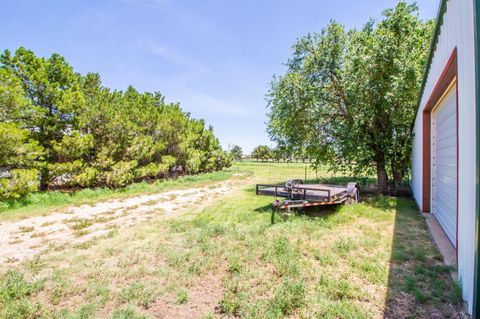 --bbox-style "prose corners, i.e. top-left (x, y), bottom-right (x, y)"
top-left (232, 160), bottom-right (376, 185)
top-left (0, 162), bottom-right (463, 318)
top-left (232, 160), bottom-right (325, 183)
